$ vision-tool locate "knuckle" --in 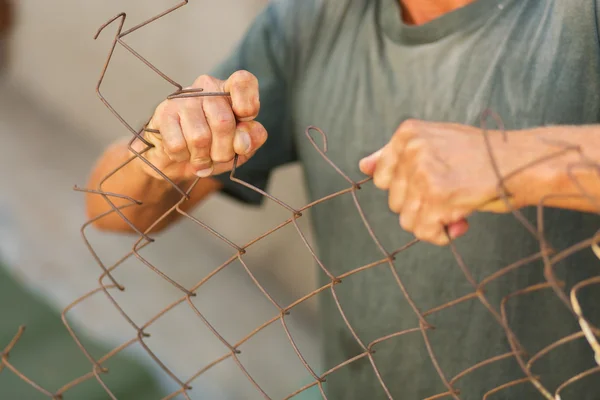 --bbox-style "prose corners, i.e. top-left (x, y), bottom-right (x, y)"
top-left (406, 137), bottom-right (427, 156)
top-left (412, 162), bottom-right (428, 181)
top-left (407, 198), bottom-right (421, 214)
top-left (397, 118), bottom-right (422, 135)
top-left (156, 99), bottom-right (170, 112)
top-left (427, 185), bottom-right (445, 200)
top-left (165, 140), bottom-right (186, 154)
top-left (413, 160), bottom-right (435, 183)
top-left (154, 102), bottom-right (172, 122)
top-left (232, 70), bottom-right (257, 85)
top-left (398, 118), bottom-right (421, 133)
top-left (426, 177), bottom-right (449, 200)
top-left (193, 74), bottom-right (215, 87)
top-left (190, 131), bottom-right (211, 149)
